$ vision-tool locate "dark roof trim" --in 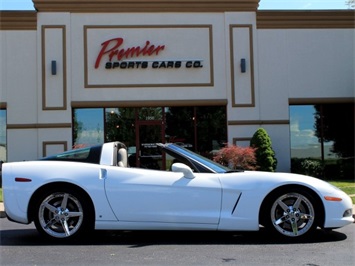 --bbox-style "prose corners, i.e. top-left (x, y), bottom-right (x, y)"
top-left (32, 0), bottom-right (260, 12)
top-left (257, 10), bottom-right (355, 29)
top-left (0, 11), bottom-right (37, 30)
